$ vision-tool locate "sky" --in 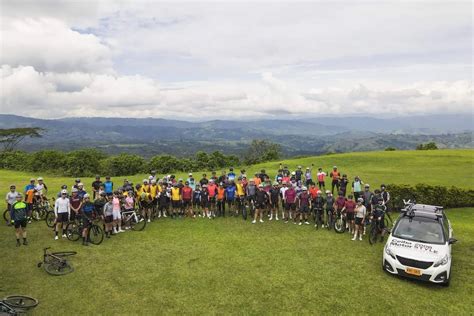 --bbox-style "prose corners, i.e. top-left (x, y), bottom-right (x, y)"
top-left (0, 0), bottom-right (472, 120)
